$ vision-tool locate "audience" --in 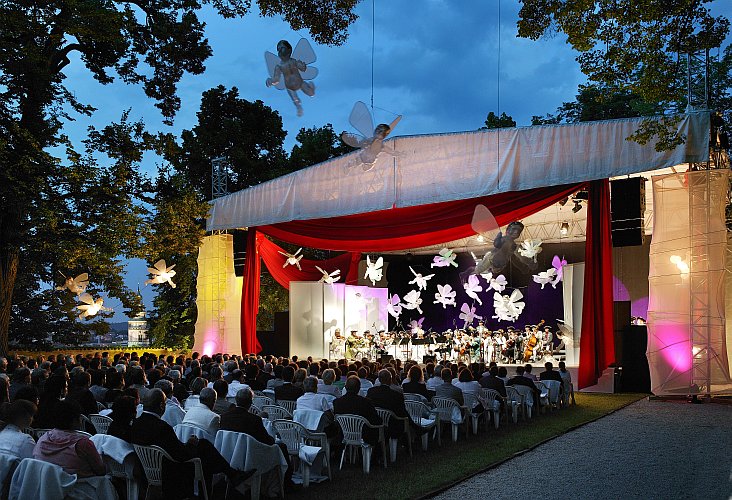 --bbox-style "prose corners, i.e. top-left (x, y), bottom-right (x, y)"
top-left (435, 368), bottom-right (464, 405)
top-left (275, 366), bottom-right (304, 401)
top-left (333, 376), bottom-right (382, 446)
top-left (182, 387), bottom-right (220, 437)
top-left (0, 400), bottom-right (37, 459)
top-left (107, 395), bottom-right (138, 442)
